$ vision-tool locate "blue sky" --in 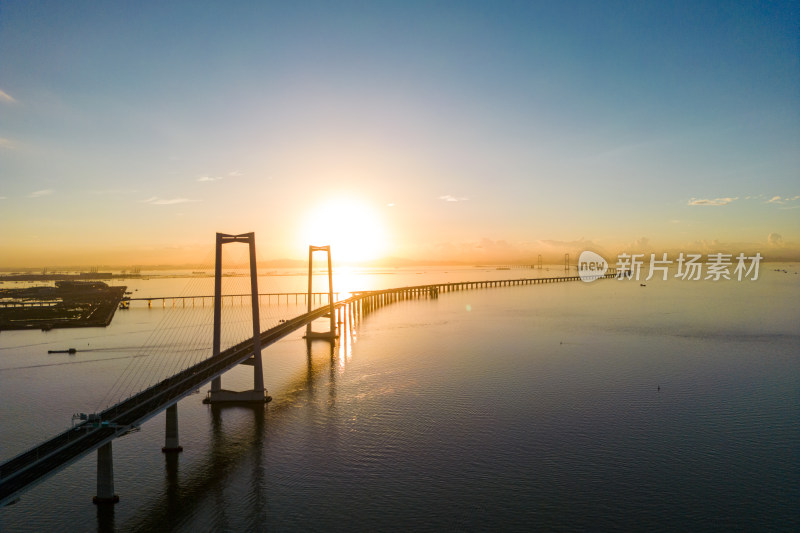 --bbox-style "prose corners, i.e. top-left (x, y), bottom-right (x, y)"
top-left (1, 1), bottom-right (798, 265)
